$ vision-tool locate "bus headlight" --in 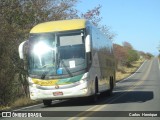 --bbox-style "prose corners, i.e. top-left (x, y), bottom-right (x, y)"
top-left (76, 72), bottom-right (89, 85)
top-left (28, 77), bottom-right (37, 88)
top-left (75, 77), bottom-right (87, 85)
top-left (80, 77), bottom-right (87, 84)
top-left (82, 88), bottom-right (88, 93)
